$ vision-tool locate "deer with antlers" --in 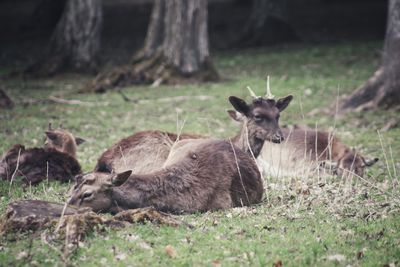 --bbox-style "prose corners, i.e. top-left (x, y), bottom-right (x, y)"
top-left (0, 123), bottom-right (84, 185)
top-left (68, 90), bottom-right (293, 213)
